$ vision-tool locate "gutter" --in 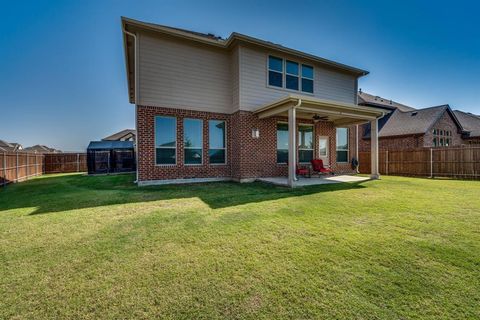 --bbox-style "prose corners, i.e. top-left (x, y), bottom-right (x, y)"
top-left (123, 25), bottom-right (139, 184)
